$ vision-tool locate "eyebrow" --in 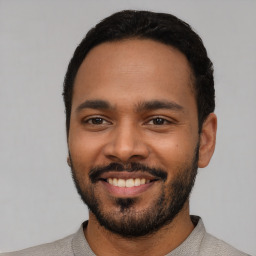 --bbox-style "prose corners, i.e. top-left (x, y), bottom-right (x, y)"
top-left (76, 100), bottom-right (112, 112)
top-left (76, 99), bottom-right (184, 113)
top-left (136, 100), bottom-right (184, 112)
